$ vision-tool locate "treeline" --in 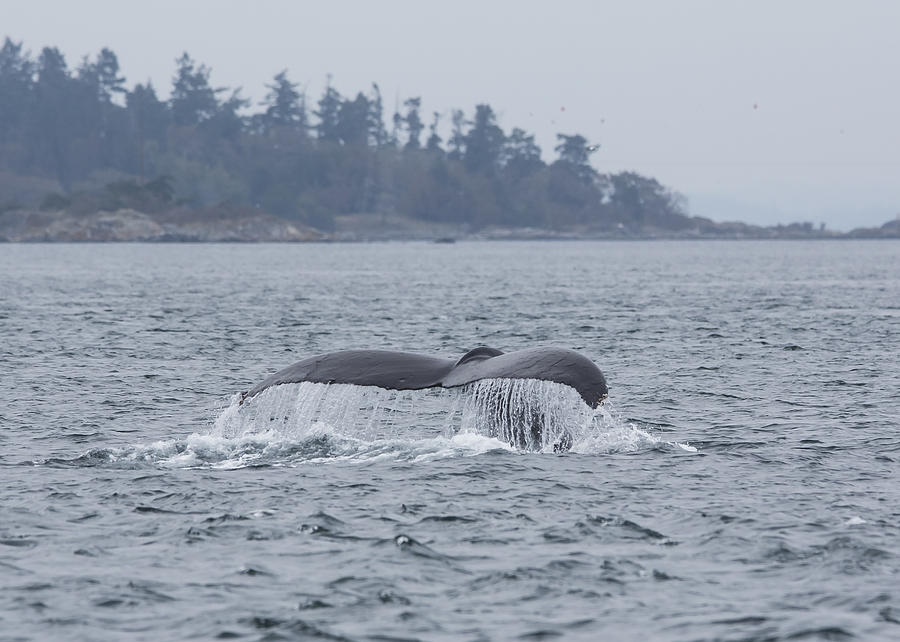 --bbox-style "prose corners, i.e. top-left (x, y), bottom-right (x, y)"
top-left (0, 37), bottom-right (689, 232)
